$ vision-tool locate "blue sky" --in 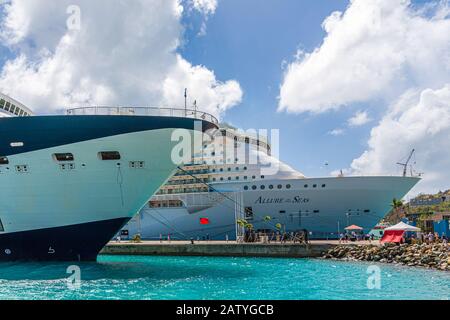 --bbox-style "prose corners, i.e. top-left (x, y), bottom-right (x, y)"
top-left (181, 0), bottom-right (378, 177)
top-left (0, 0), bottom-right (448, 193)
